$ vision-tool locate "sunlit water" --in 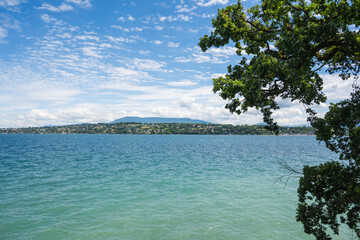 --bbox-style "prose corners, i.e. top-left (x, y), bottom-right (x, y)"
top-left (0, 135), bottom-right (350, 239)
